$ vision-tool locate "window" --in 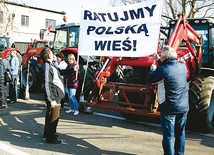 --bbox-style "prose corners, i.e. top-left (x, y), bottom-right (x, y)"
top-left (69, 26), bottom-right (79, 47)
top-left (21, 15), bottom-right (29, 27)
top-left (0, 12), bottom-right (3, 24)
top-left (45, 19), bottom-right (55, 29)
